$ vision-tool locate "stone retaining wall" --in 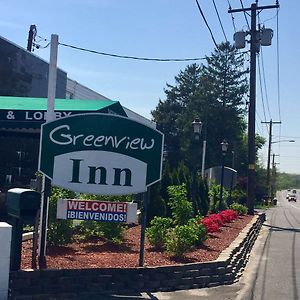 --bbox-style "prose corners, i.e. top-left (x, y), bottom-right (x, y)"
top-left (9, 213), bottom-right (265, 300)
